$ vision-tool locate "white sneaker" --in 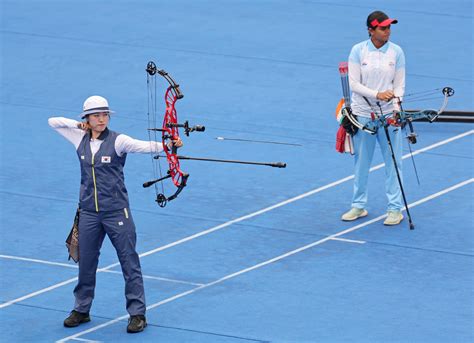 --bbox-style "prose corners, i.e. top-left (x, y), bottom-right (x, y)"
top-left (341, 208), bottom-right (368, 221)
top-left (384, 211), bottom-right (404, 225)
